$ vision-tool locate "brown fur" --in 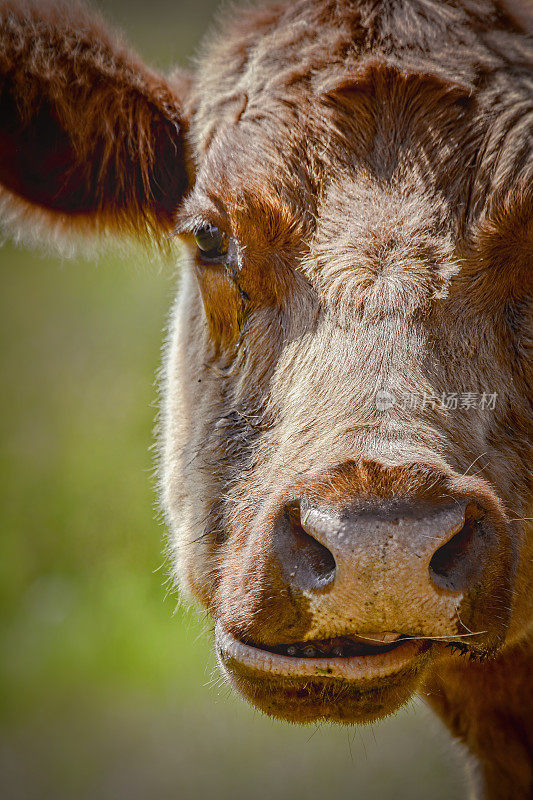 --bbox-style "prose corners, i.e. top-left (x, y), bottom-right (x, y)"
top-left (0, 1), bottom-right (531, 797)
top-left (0, 0), bottom-right (190, 243)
